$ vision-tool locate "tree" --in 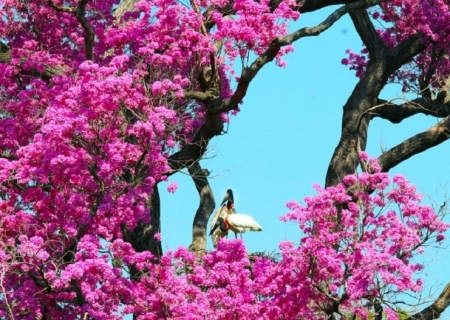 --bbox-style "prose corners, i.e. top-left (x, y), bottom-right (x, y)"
top-left (1, 0), bottom-right (450, 318)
